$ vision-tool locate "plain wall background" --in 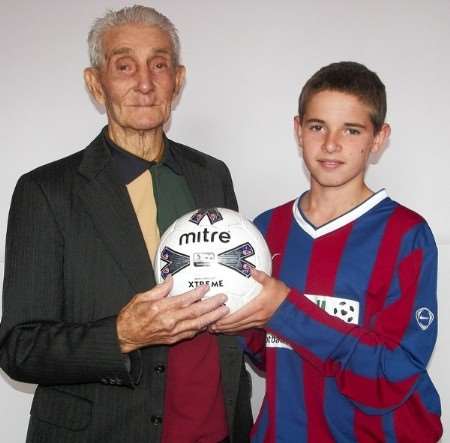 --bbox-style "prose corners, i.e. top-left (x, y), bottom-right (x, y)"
top-left (1, 0), bottom-right (449, 441)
